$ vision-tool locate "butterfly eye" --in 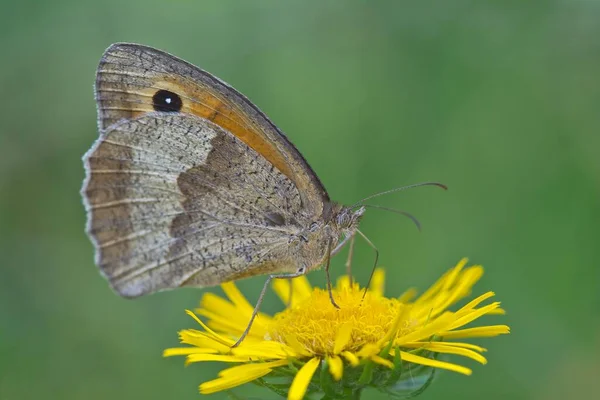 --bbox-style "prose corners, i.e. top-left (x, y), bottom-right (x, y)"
top-left (152, 89), bottom-right (183, 112)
